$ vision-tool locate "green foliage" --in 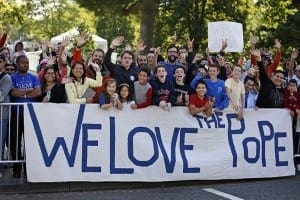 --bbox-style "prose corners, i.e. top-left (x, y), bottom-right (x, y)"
top-left (1, 0), bottom-right (299, 61)
top-left (155, 0), bottom-right (253, 53)
top-left (25, 0), bottom-right (96, 40)
top-left (0, 0), bottom-right (96, 43)
top-left (75, 0), bottom-right (136, 47)
top-left (249, 0), bottom-right (299, 58)
top-left (95, 13), bottom-right (135, 49)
